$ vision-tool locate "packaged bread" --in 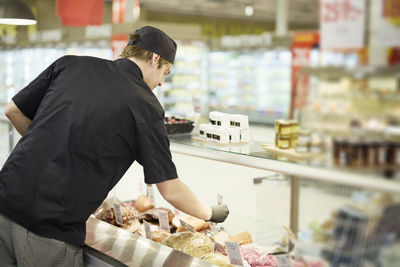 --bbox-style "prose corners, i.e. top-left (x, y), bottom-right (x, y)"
top-left (151, 230), bottom-right (171, 243)
top-left (212, 230), bottom-right (231, 253)
top-left (228, 231), bottom-right (253, 246)
top-left (96, 206), bottom-right (137, 226)
top-left (175, 216), bottom-right (210, 232)
top-left (201, 253), bottom-right (233, 267)
top-left (138, 208), bottom-right (174, 223)
top-left (134, 195), bottom-right (154, 213)
top-left (162, 232), bottom-right (213, 258)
